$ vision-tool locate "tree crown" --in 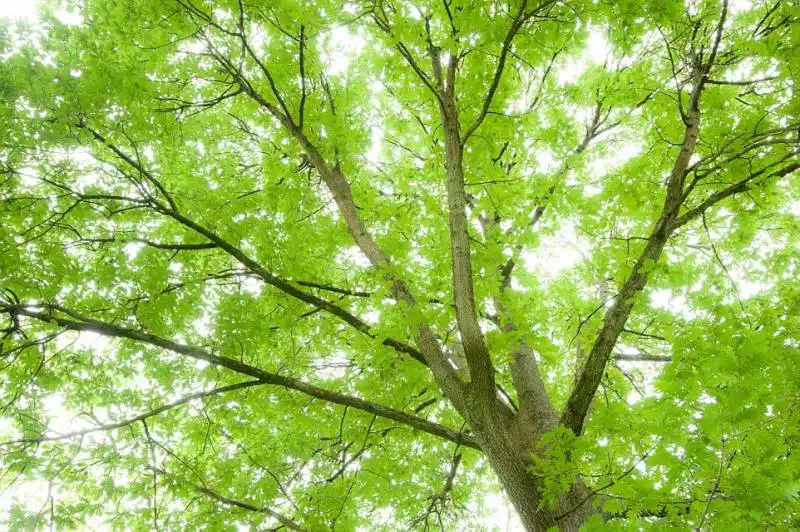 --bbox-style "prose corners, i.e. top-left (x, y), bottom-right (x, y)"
top-left (0, 0), bottom-right (798, 529)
